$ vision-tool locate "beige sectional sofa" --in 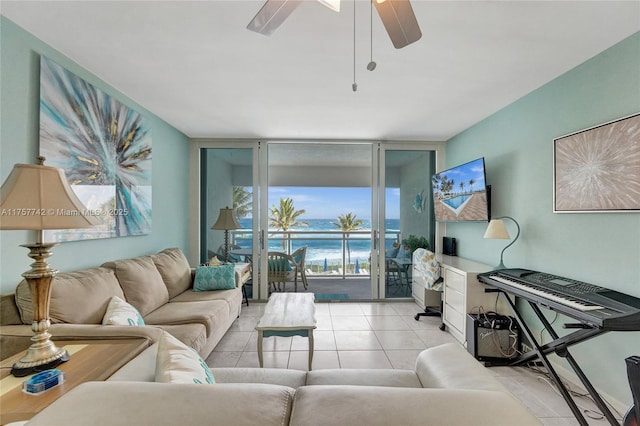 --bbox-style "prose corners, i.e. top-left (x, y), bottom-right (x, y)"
top-left (0, 248), bottom-right (243, 358)
top-left (19, 342), bottom-right (541, 425)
